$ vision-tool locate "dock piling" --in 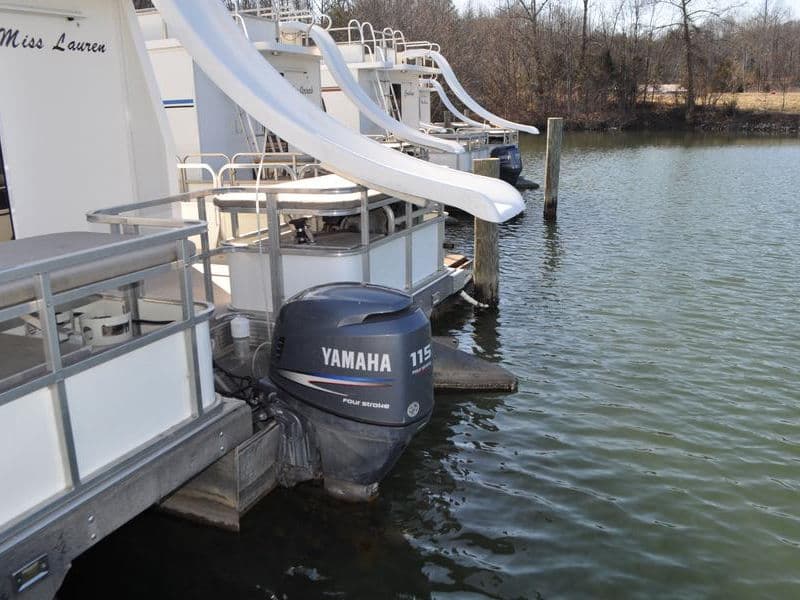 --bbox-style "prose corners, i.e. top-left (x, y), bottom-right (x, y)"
top-left (543, 117), bottom-right (564, 221)
top-left (472, 158), bottom-right (501, 306)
